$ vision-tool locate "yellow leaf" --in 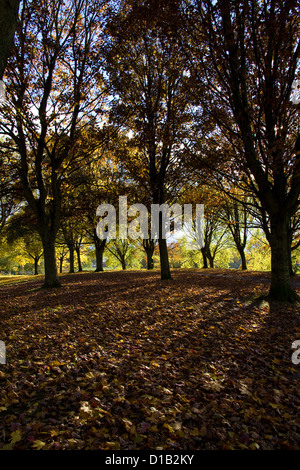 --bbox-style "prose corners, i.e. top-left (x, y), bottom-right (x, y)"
top-left (173, 421), bottom-right (182, 431)
top-left (122, 418), bottom-right (134, 433)
top-left (85, 372), bottom-right (95, 379)
top-left (105, 441), bottom-right (121, 450)
top-left (151, 361), bottom-right (160, 367)
top-left (269, 403), bottom-right (281, 409)
top-left (50, 360), bottom-right (66, 367)
top-left (163, 423), bottom-right (175, 433)
top-left (11, 429), bottom-right (22, 444)
top-left (79, 401), bottom-right (92, 419)
top-left (149, 425), bottom-right (158, 432)
top-left (32, 440), bottom-right (46, 450)
top-left (67, 439), bottom-right (78, 447)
